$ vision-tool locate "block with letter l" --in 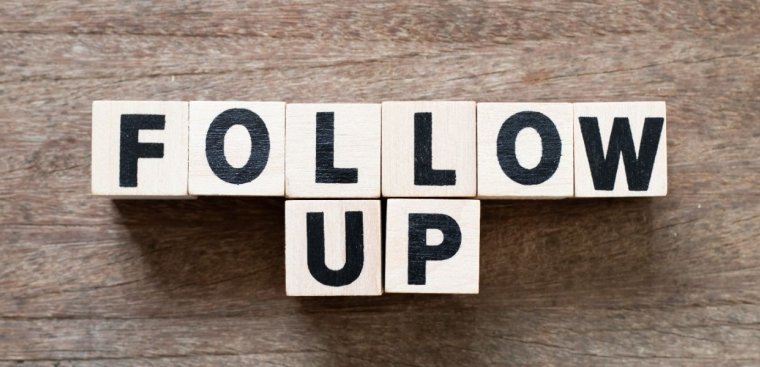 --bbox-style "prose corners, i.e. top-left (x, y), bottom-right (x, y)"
top-left (286, 103), bottom-right (380, 198)
top-left (382, 101), bottom-right (476, 197)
